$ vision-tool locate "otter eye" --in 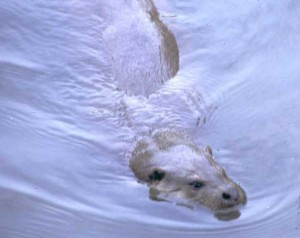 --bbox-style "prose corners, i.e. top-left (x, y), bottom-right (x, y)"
top-left (189, 181), bottom-right (204, 190)
top-left (149, 170), bottom-right (165, 182)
